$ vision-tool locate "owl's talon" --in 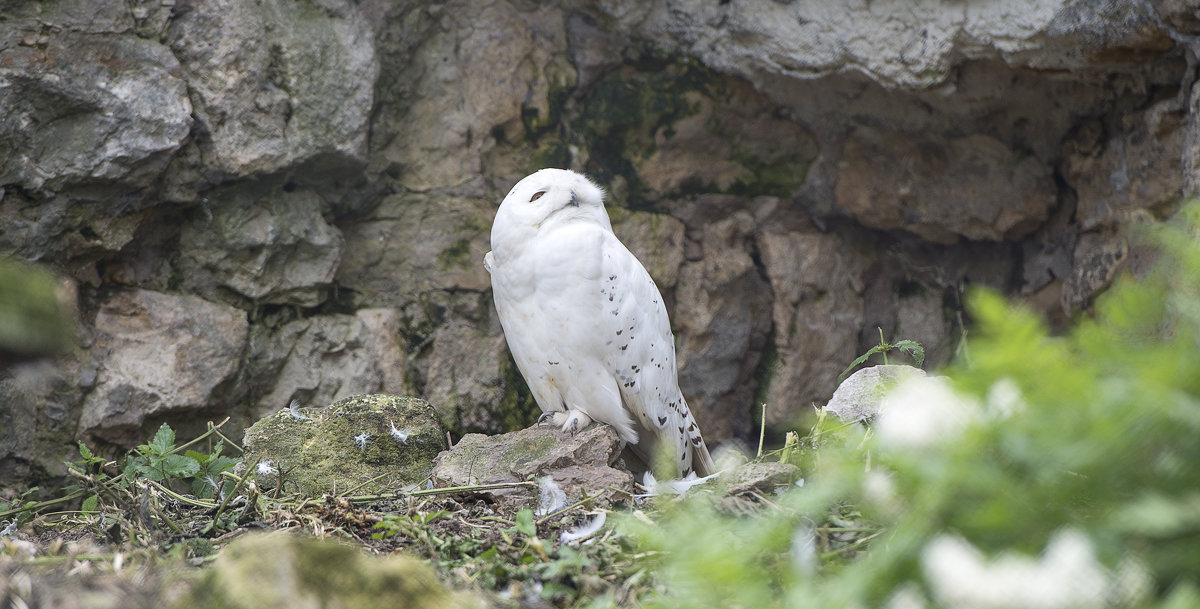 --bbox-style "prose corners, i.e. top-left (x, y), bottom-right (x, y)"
top-left (537, 411), bottom-right (556, 426)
